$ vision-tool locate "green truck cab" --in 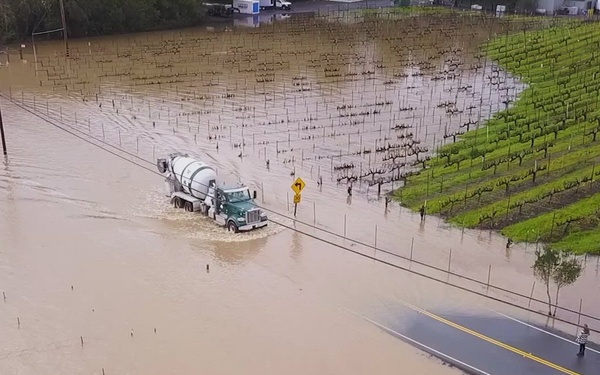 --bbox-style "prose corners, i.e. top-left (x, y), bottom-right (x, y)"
top-left (206, 183), bottom-right (268, 233)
